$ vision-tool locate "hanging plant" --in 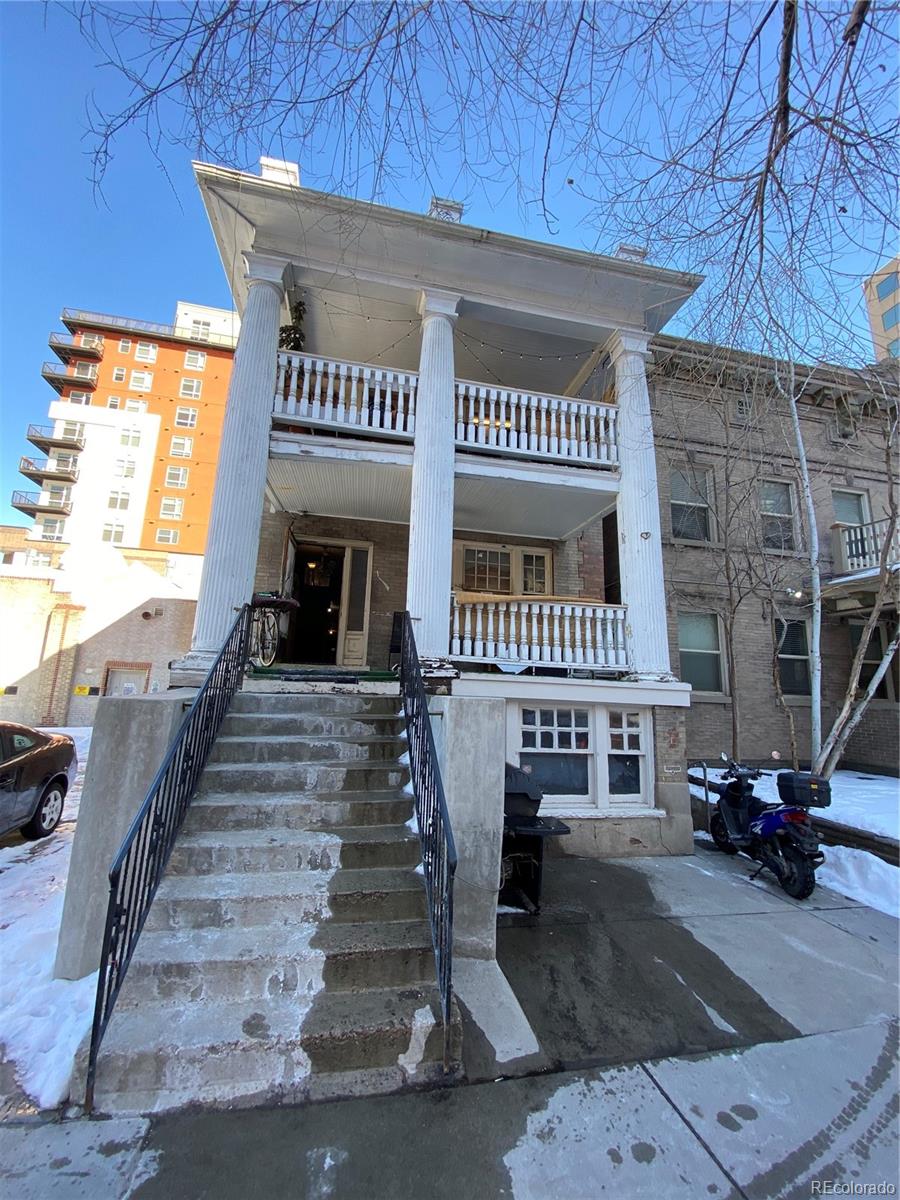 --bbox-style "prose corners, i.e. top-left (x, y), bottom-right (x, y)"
top-left (279, 296), bottom-right (306, 351)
